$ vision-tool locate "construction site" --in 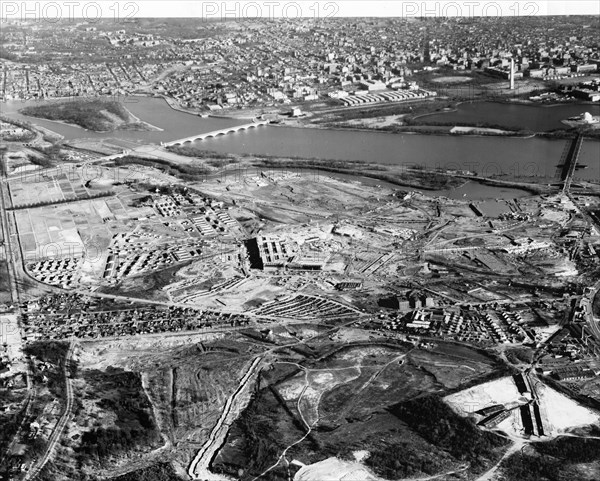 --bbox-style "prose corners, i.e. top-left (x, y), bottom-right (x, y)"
top-left (2, 153), bottom-right (600, 481)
